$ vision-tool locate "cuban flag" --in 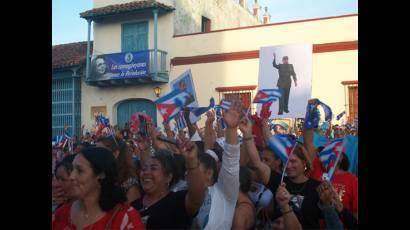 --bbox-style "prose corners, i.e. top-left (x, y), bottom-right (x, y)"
top-left (155, 89), bottom-right (190, 122)
top-left (304, 99), bottom-right (333, 129)
top-left (336, 111), bottom-right (346, 121)
top-left (187, 98), bottom-right (215, 123)
top-left (220, 100), bottom-right (232, 111)
top-left (266, 134), bottom-right (296, 163)
top-left (215, 105), bottom-right (226, 129)
top-left (319, 138), bottom-right (346, 172)
top-left (253, 89), bottom-right (282, 104)
top-left (175, 111), bottom-right (187, 130)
